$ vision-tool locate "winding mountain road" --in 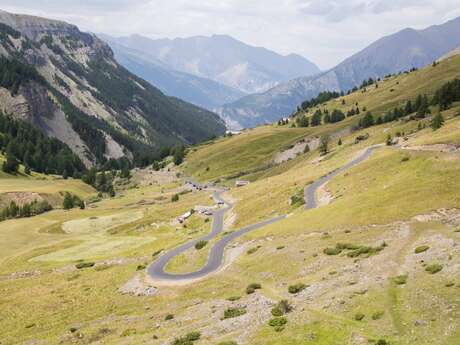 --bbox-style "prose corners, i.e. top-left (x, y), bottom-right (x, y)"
top-left (148, 145), bottom-right (379, 282)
